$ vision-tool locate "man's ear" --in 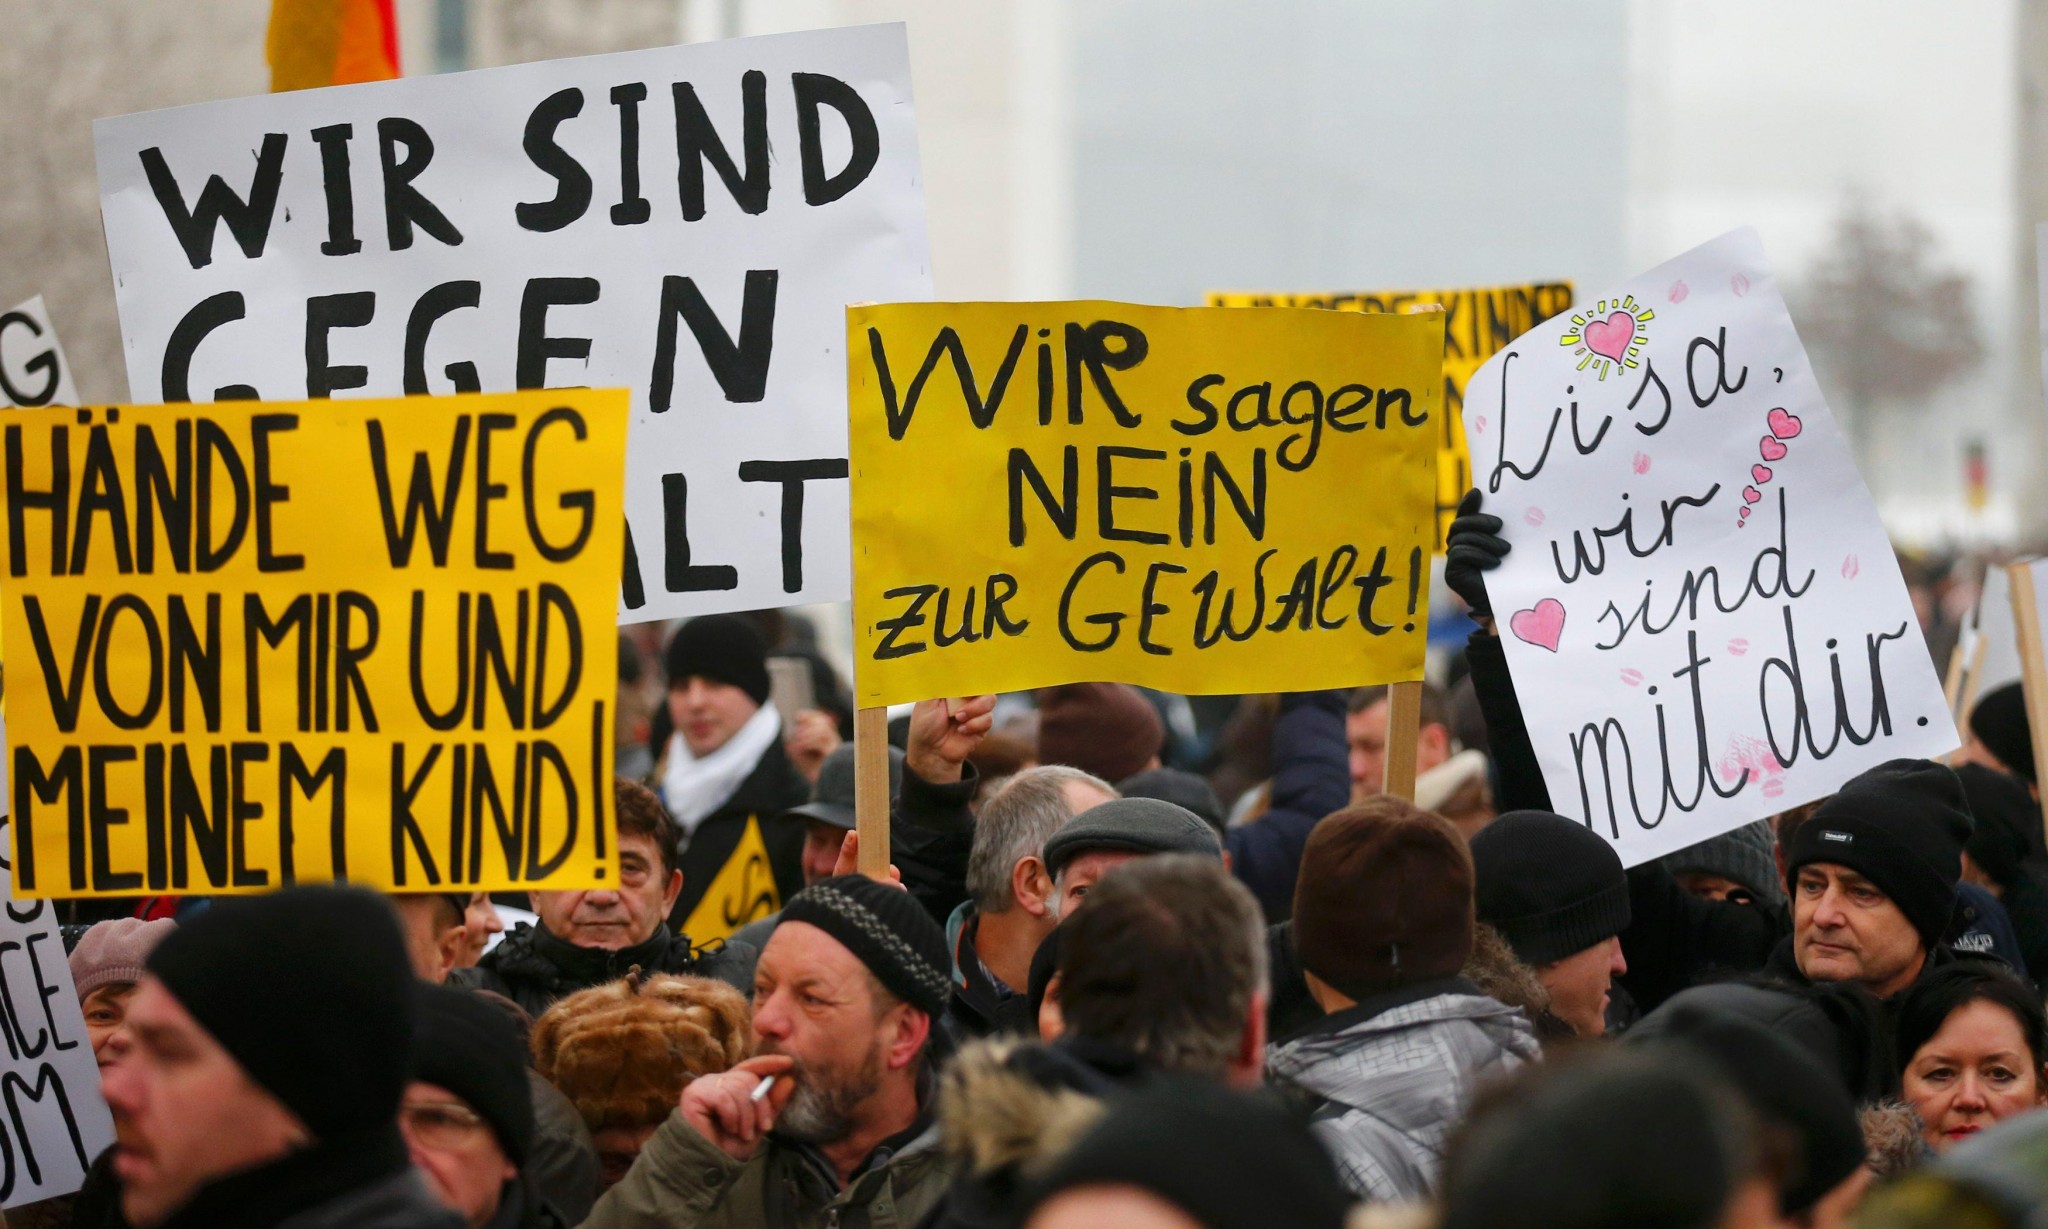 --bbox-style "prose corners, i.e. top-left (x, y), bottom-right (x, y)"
top-left (887, 1003), bottom-right (934, 1071)
top-left (1420, 723), bottom-right (1451, 763)
top-left (433, 923), bottom-right (466, 983)
top-left (1014, 856), bottom-right (1054, 919)
top-left (1229, 990), bottom-right (1268, 1090)
top-left (662, 868), bottom-right (684, 914)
